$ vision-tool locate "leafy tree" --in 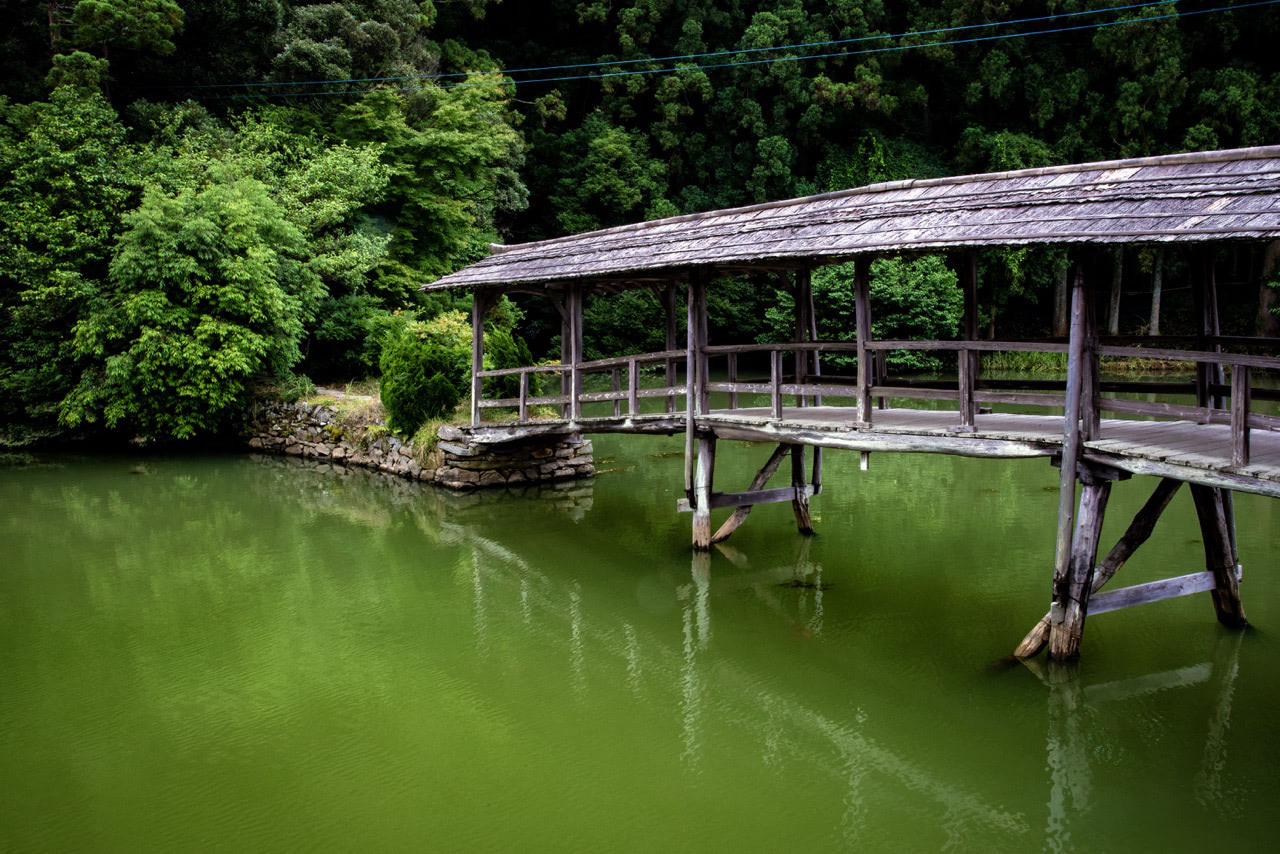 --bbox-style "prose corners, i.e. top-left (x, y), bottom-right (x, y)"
top-left (62, 173), bottom-right (323, 440)
top-left (0, 52), bottom-right (139, 444)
